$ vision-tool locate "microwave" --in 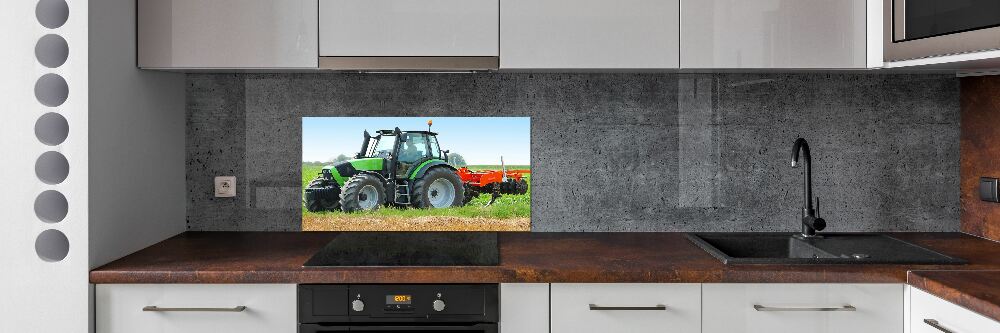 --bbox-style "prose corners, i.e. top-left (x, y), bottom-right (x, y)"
top-left (884, 0), bottom-right (1000, 62)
